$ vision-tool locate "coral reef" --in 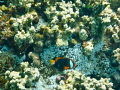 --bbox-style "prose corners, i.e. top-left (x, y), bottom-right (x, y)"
top-left (112, 48), bottom-right (120, 88)
top-left (0, 0), bottom-right (120, 89)
top-left (113, 48), bottom-right (120, 65)
top-left (8, 0), bottom-right (35, 12)
top-left (54, 70), bottom-right (114, 90)
top-left (5, 62), bottom-right (40, 90)
top-left (28, 51), bottom-right (59, 75)
top-left (0, 51), bottom-right (14, 88)
top-left (40, 43), bottom-right (116, 77)
top-left (79, 29), bottom-right (88, 40)
top-left (0, 0), bottom-right (118, 53)
top-left (112, 25), bottom-right (120, 43)
top-left (82, 39), bottom-right (94, 56)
